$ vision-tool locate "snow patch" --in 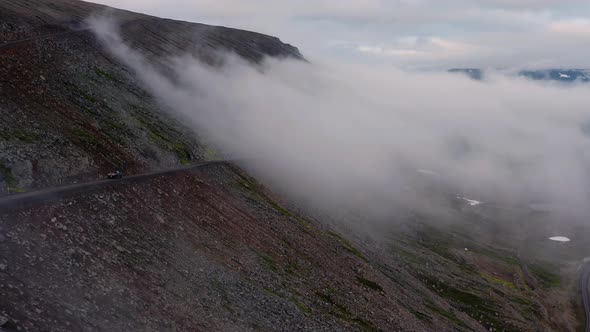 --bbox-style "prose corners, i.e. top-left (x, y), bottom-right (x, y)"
top-left (457, 196), bottom-right (482, 206)
top-left (548, 236), bottom-right (571, 242)
top-left (417, 169), bottom-right (436, 175)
